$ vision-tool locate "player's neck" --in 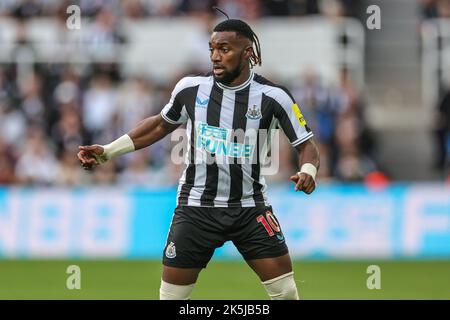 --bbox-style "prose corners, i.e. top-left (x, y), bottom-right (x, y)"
top-left (230, 68), bottom-right (251, 87)
top-left (219, 69), bottom-right (253, 90)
